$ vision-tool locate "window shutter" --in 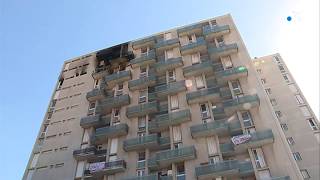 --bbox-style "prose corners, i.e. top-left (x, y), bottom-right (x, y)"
top-left (172, 126), bottom-right (182, 142)
top-left (75, 161), bottom-right (85, 178)
top-left (180, 36), bottom-right (189, 46)
top-left (110, 138), bottom-right (118, 154)
top-left (191, 53), bottom-right (200, 64)
top-left (206, 136), bottom-right (218, 155)
top-left (170, 95), bottom-right (179, 110)
top-left (30, 153), bottom-right (40, 168)
top-left (82, 129), bottom-right (90, 143)
top-left (258, 169), bottom-right (271, 179)
top-left (256, 148), bottom-right (267, 168)
top-left (221, 56), bottom-right (233, 69)
top-left (195, 76), bottom-right (205, 88)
